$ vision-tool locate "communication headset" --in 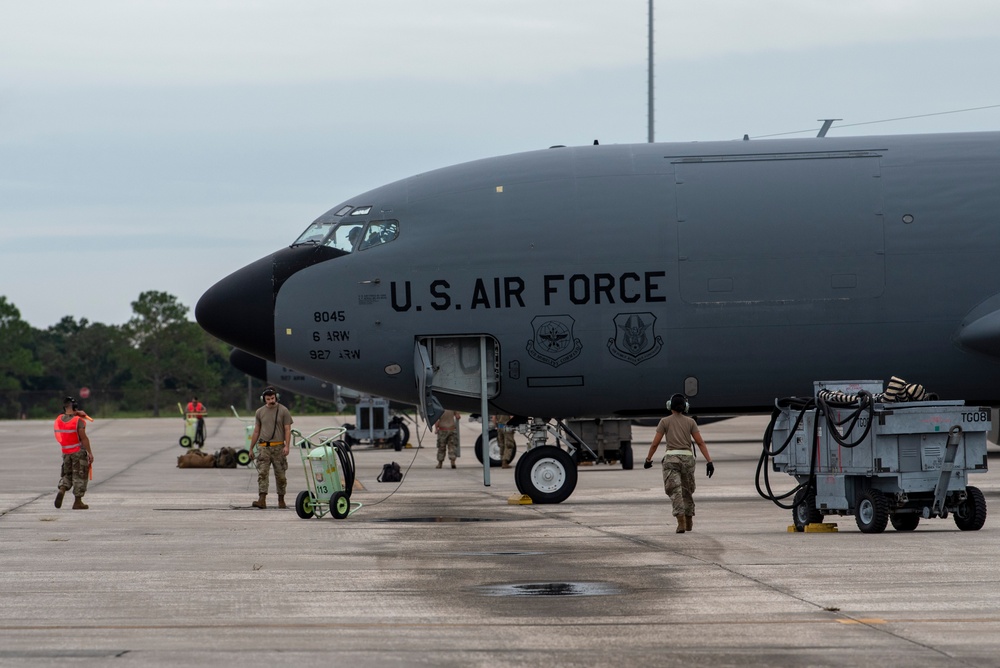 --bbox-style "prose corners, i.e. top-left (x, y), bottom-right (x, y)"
top-left (260, 387), bottom-right (280, 403)
top-left (667, 393), bottom-right (690, 414)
